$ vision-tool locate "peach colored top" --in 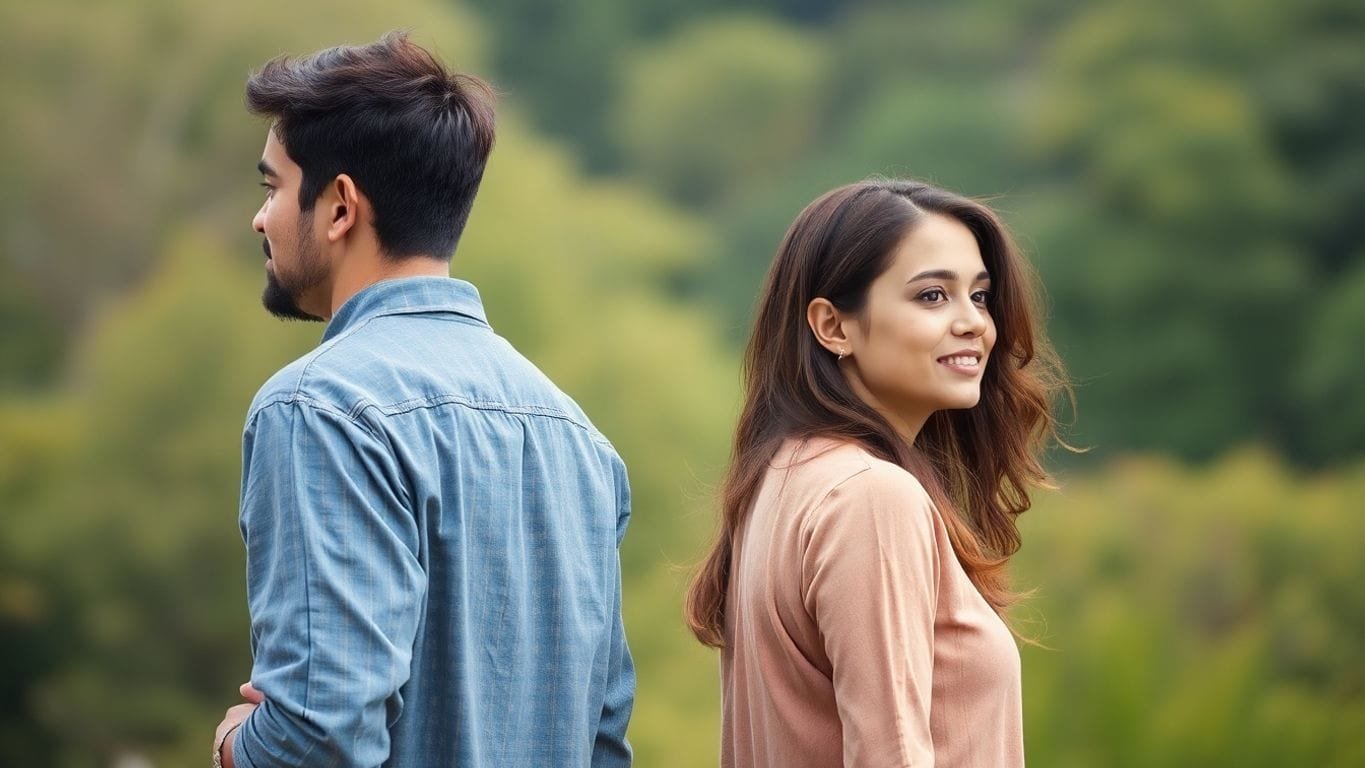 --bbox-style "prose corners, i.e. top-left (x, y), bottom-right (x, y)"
top-left (722, 438), bottom-right (1023, 767)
